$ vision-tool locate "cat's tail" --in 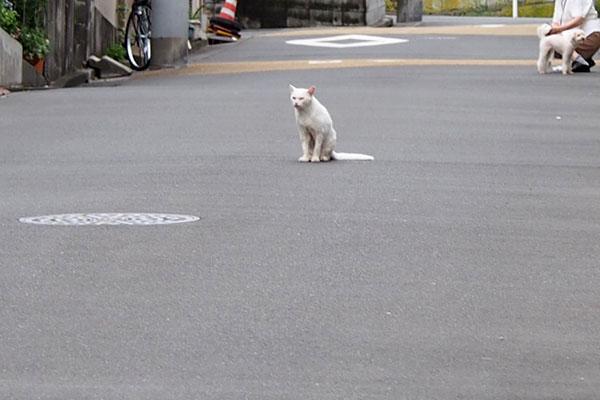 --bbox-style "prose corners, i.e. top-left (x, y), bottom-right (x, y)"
top-left (331, 151), bottom-right (374, 161)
